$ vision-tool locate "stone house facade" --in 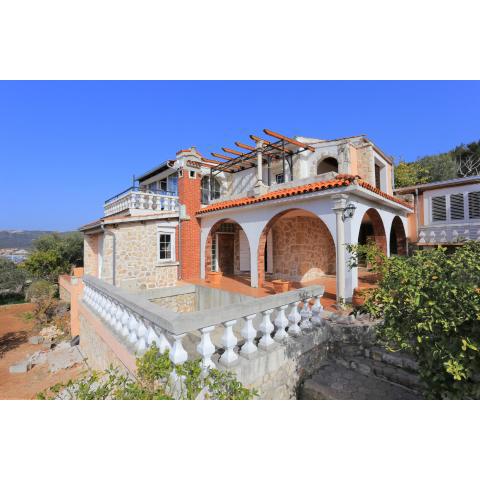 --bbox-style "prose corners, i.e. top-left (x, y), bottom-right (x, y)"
top-left (80, 129), bottom-right (414, 302)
